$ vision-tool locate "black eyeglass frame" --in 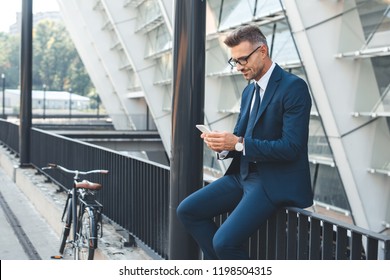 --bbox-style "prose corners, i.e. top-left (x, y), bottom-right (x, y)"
top-left (228, 45), bottom-right (262, 68)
